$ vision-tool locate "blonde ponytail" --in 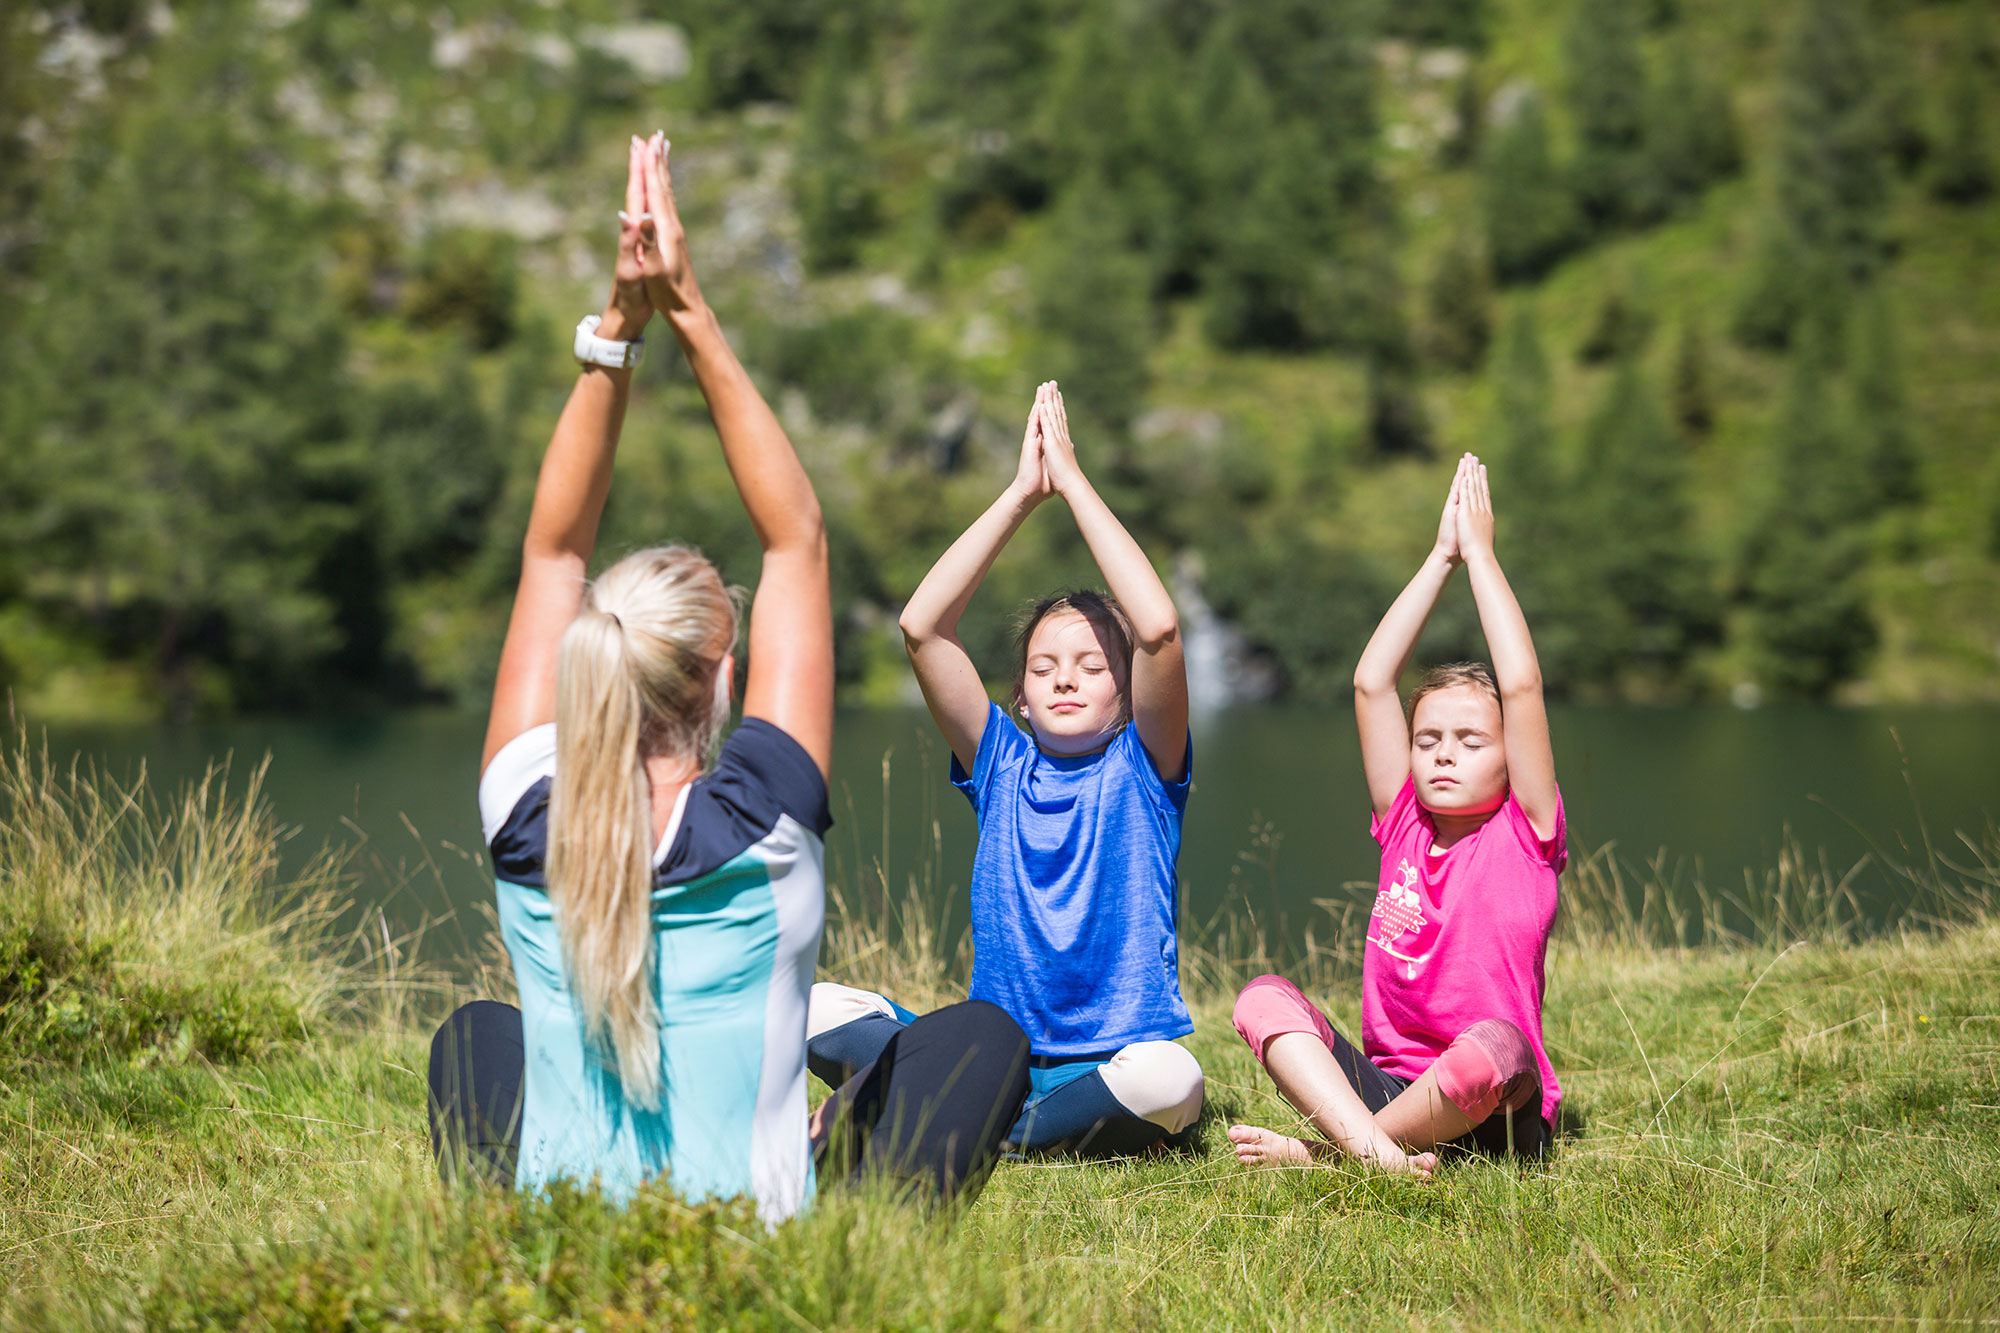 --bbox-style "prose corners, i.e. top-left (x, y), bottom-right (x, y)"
top-left (548, 545), bottom-right (740, 1110)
